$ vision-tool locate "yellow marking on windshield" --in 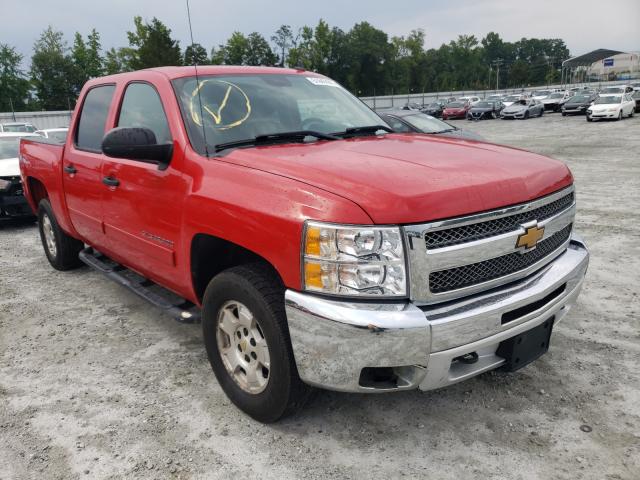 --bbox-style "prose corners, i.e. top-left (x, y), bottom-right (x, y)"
top-left (189, 80), bottom-right (252, 130)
